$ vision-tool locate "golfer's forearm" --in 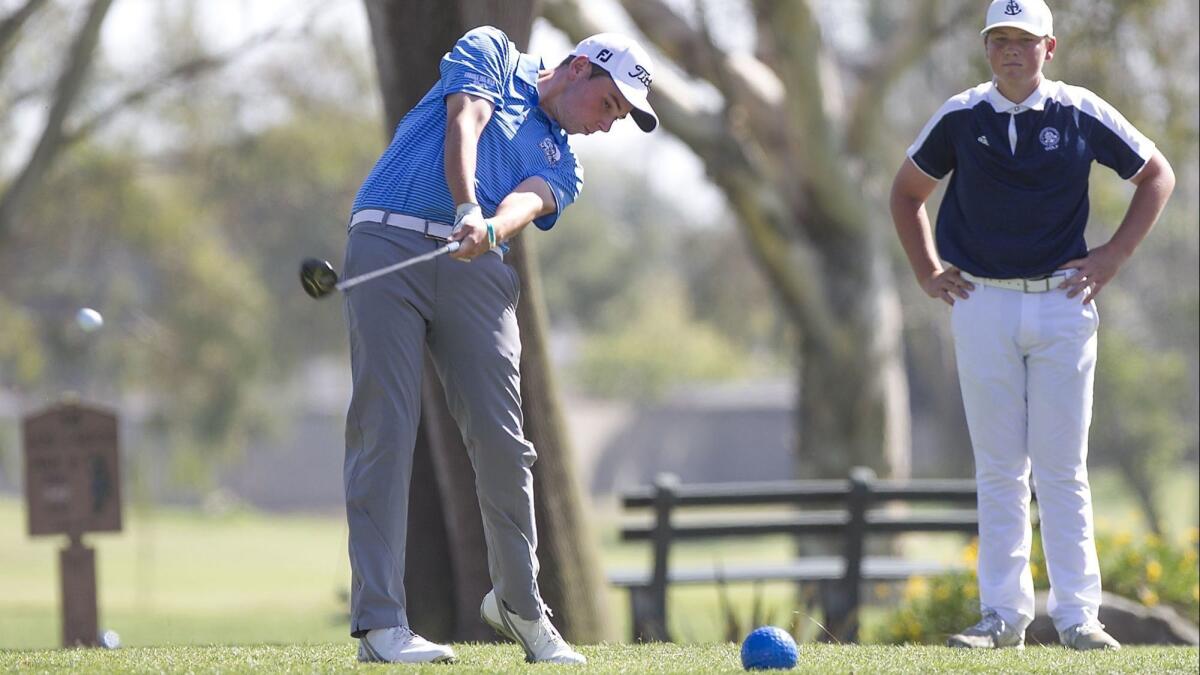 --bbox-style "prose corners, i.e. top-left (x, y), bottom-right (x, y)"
top-left (445, 122), bottom-right (482, 206)
top-left (489, 178), bottom-right (557, 243)
top-left (490, 193), bottom-right (547, 242)
top-left (443, 94), bottom-right (493, 207)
